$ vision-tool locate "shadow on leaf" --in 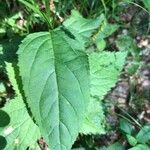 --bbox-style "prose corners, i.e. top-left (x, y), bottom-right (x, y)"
top-left (0, 135), bottom-right (7, 149)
